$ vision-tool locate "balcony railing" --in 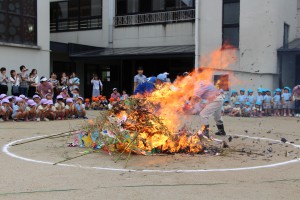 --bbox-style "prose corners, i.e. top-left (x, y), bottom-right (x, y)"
top-left (114, 9), bottom-right (195, 27)
top-left (50, 15), bottom-right (102, 32)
